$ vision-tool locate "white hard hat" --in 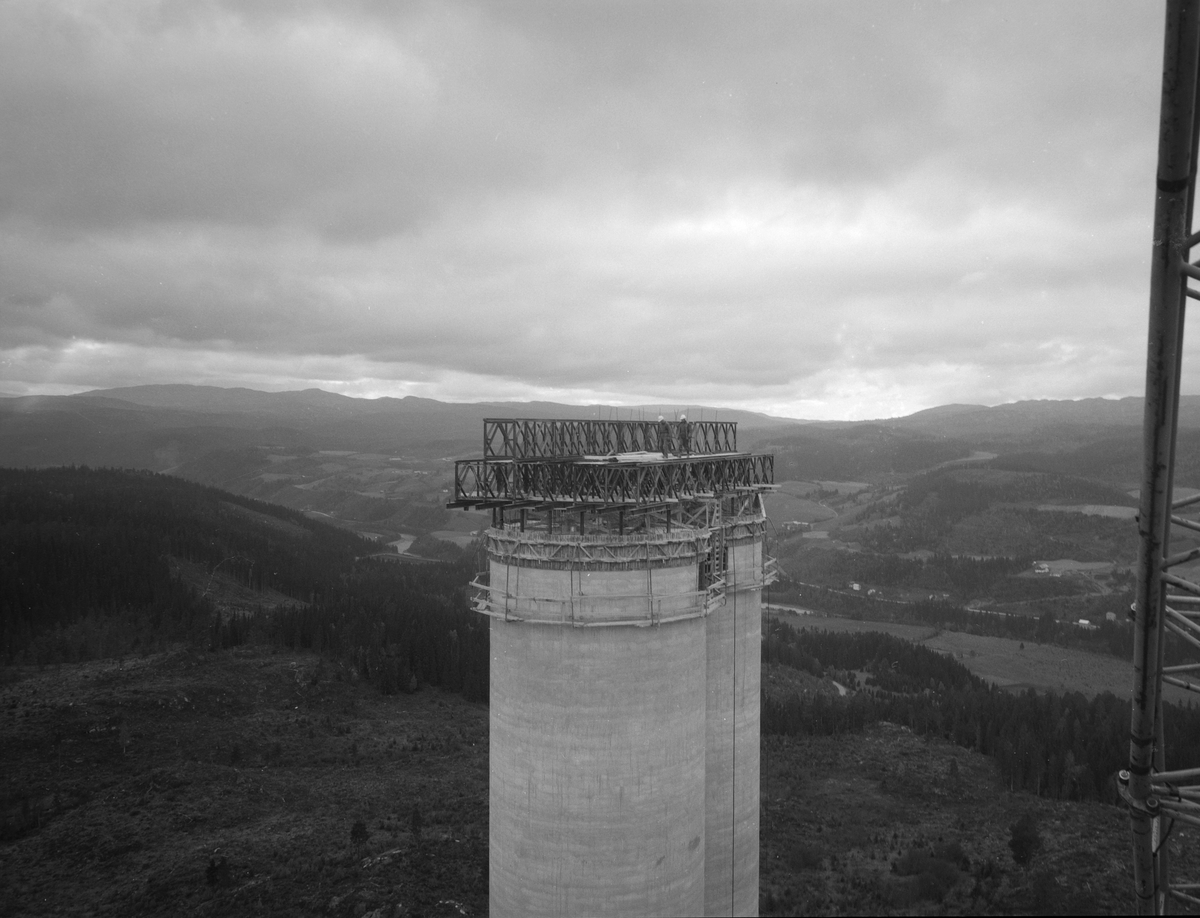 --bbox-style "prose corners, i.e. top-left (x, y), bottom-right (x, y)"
top-left (658, 415), bottom-right (664, 421)
top-left (679, 413), bottom-right (687, 421)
